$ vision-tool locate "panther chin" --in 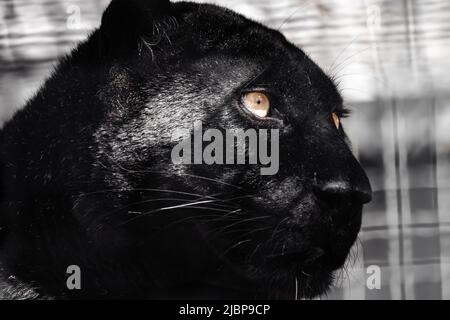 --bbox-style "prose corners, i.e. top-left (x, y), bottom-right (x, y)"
top-left (200, 199), bottom-right (364, 299)
top-left (257, 243), bottom-right (356, 299)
